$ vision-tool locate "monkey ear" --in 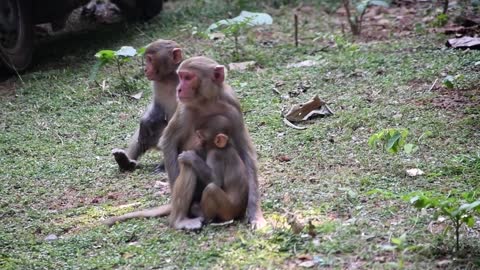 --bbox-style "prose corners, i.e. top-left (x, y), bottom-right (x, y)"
top-left (214, 134), bottom-right (228, 148)
top-left (213, 65), bottom-right (225, 84)
top-left (172, 48), bottom-right (183, 64)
